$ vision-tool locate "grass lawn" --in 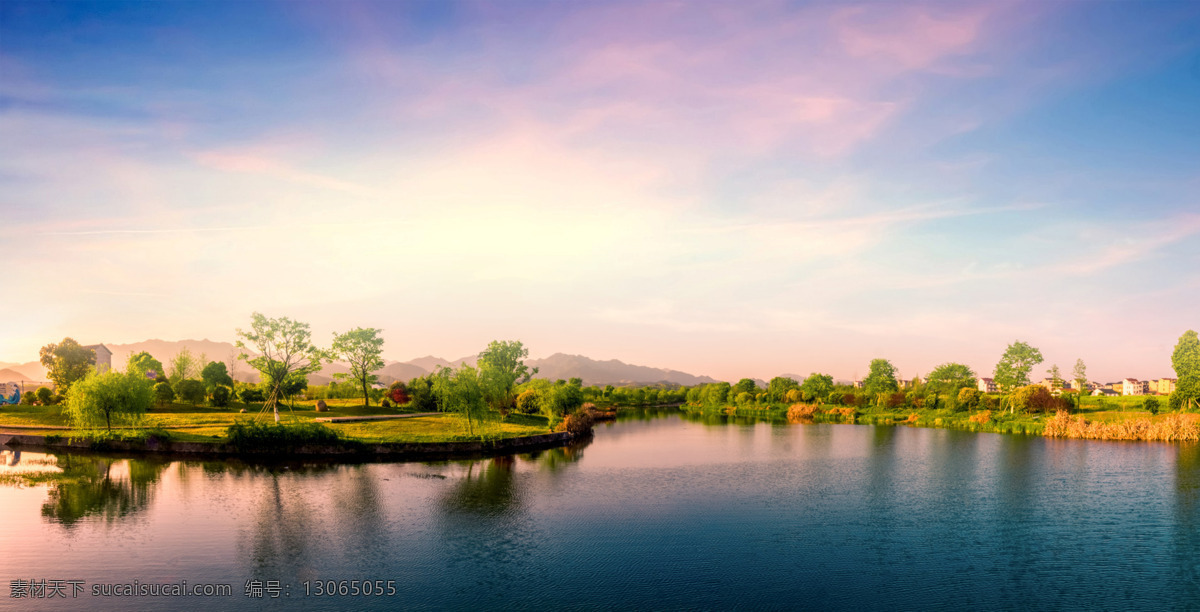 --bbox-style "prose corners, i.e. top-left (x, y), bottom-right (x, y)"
top-left (0, 400), bottom-right (553, 444)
